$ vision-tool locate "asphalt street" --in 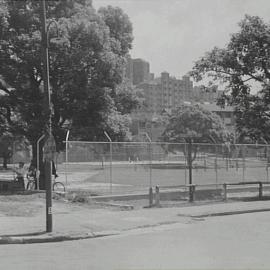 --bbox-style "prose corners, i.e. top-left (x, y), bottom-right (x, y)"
top-left (1, 211), bottom-right (270, 270)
